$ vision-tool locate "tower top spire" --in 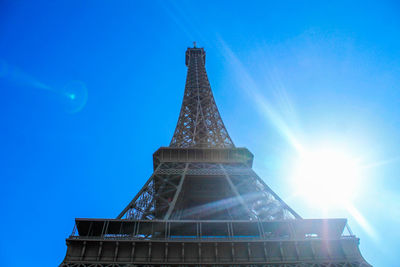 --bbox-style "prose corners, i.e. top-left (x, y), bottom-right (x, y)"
top-left (170, 47), bottom-right (234, 148)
